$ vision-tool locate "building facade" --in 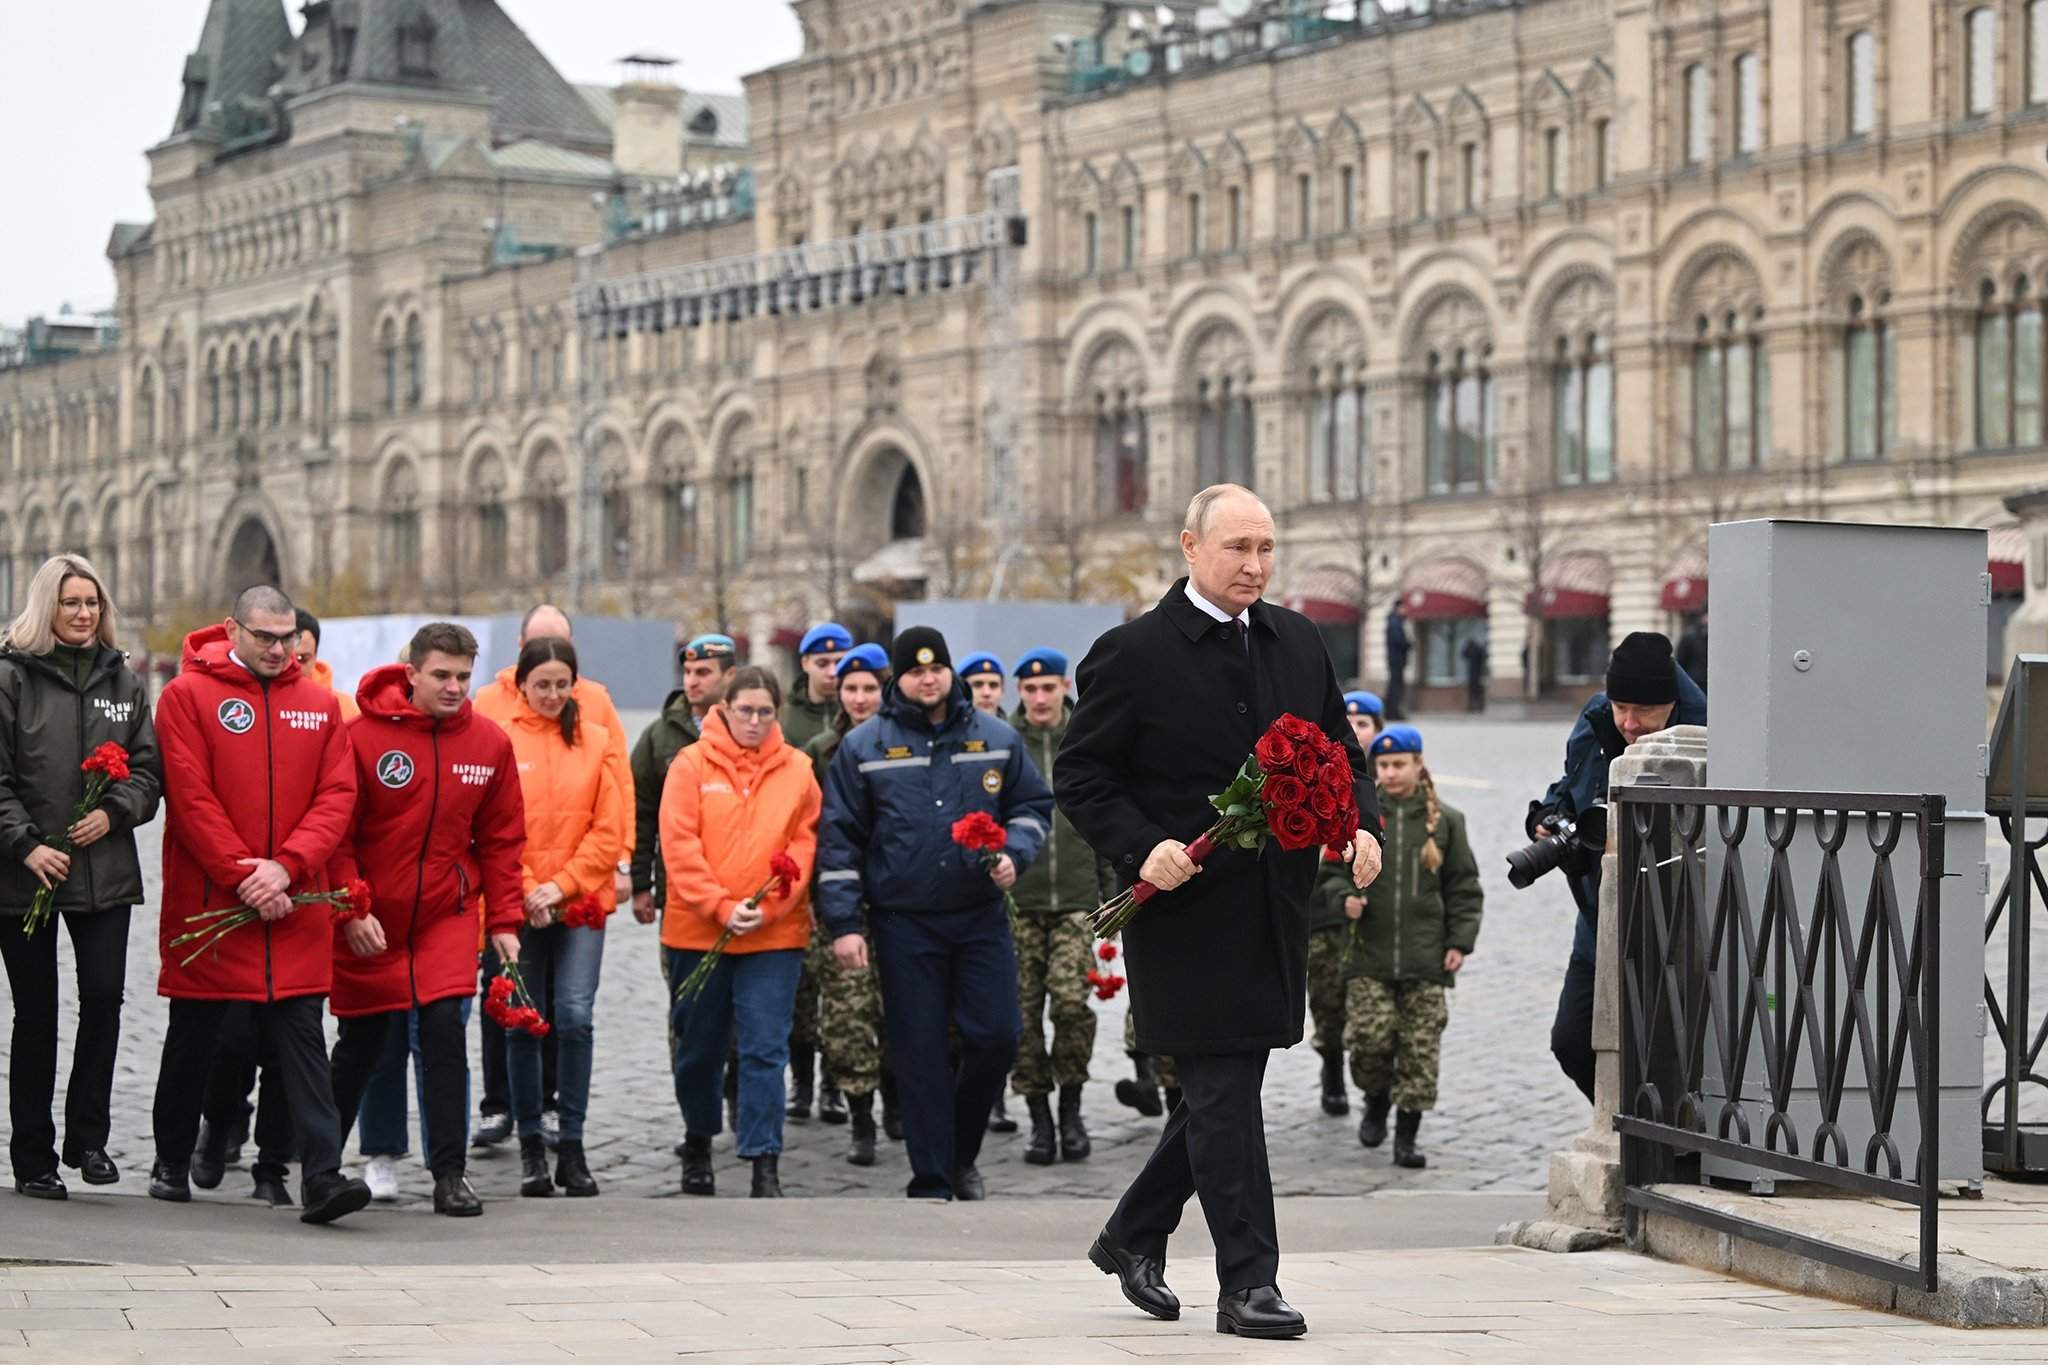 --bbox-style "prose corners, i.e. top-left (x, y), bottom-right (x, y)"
top-left (1, 0), bottom-right (2041, 694)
